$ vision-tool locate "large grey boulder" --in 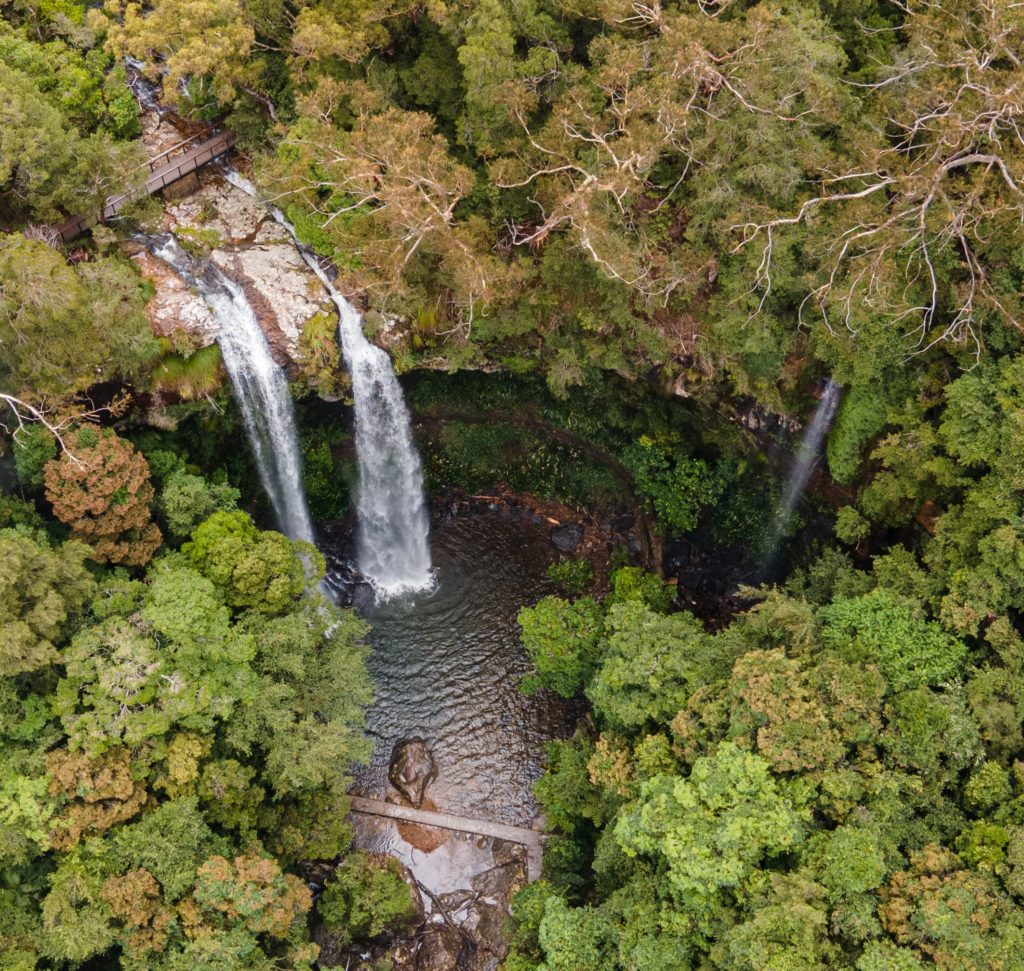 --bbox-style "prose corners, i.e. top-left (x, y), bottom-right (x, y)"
top-left (416, 922), bottom-right (469, 971)
top-left (388, 737), bottom-right (437, 808)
